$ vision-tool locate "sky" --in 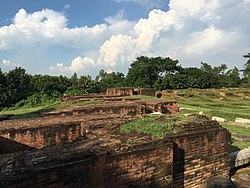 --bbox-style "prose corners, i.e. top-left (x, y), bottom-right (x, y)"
top-left (0, 0), bottom-right (250, 77)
